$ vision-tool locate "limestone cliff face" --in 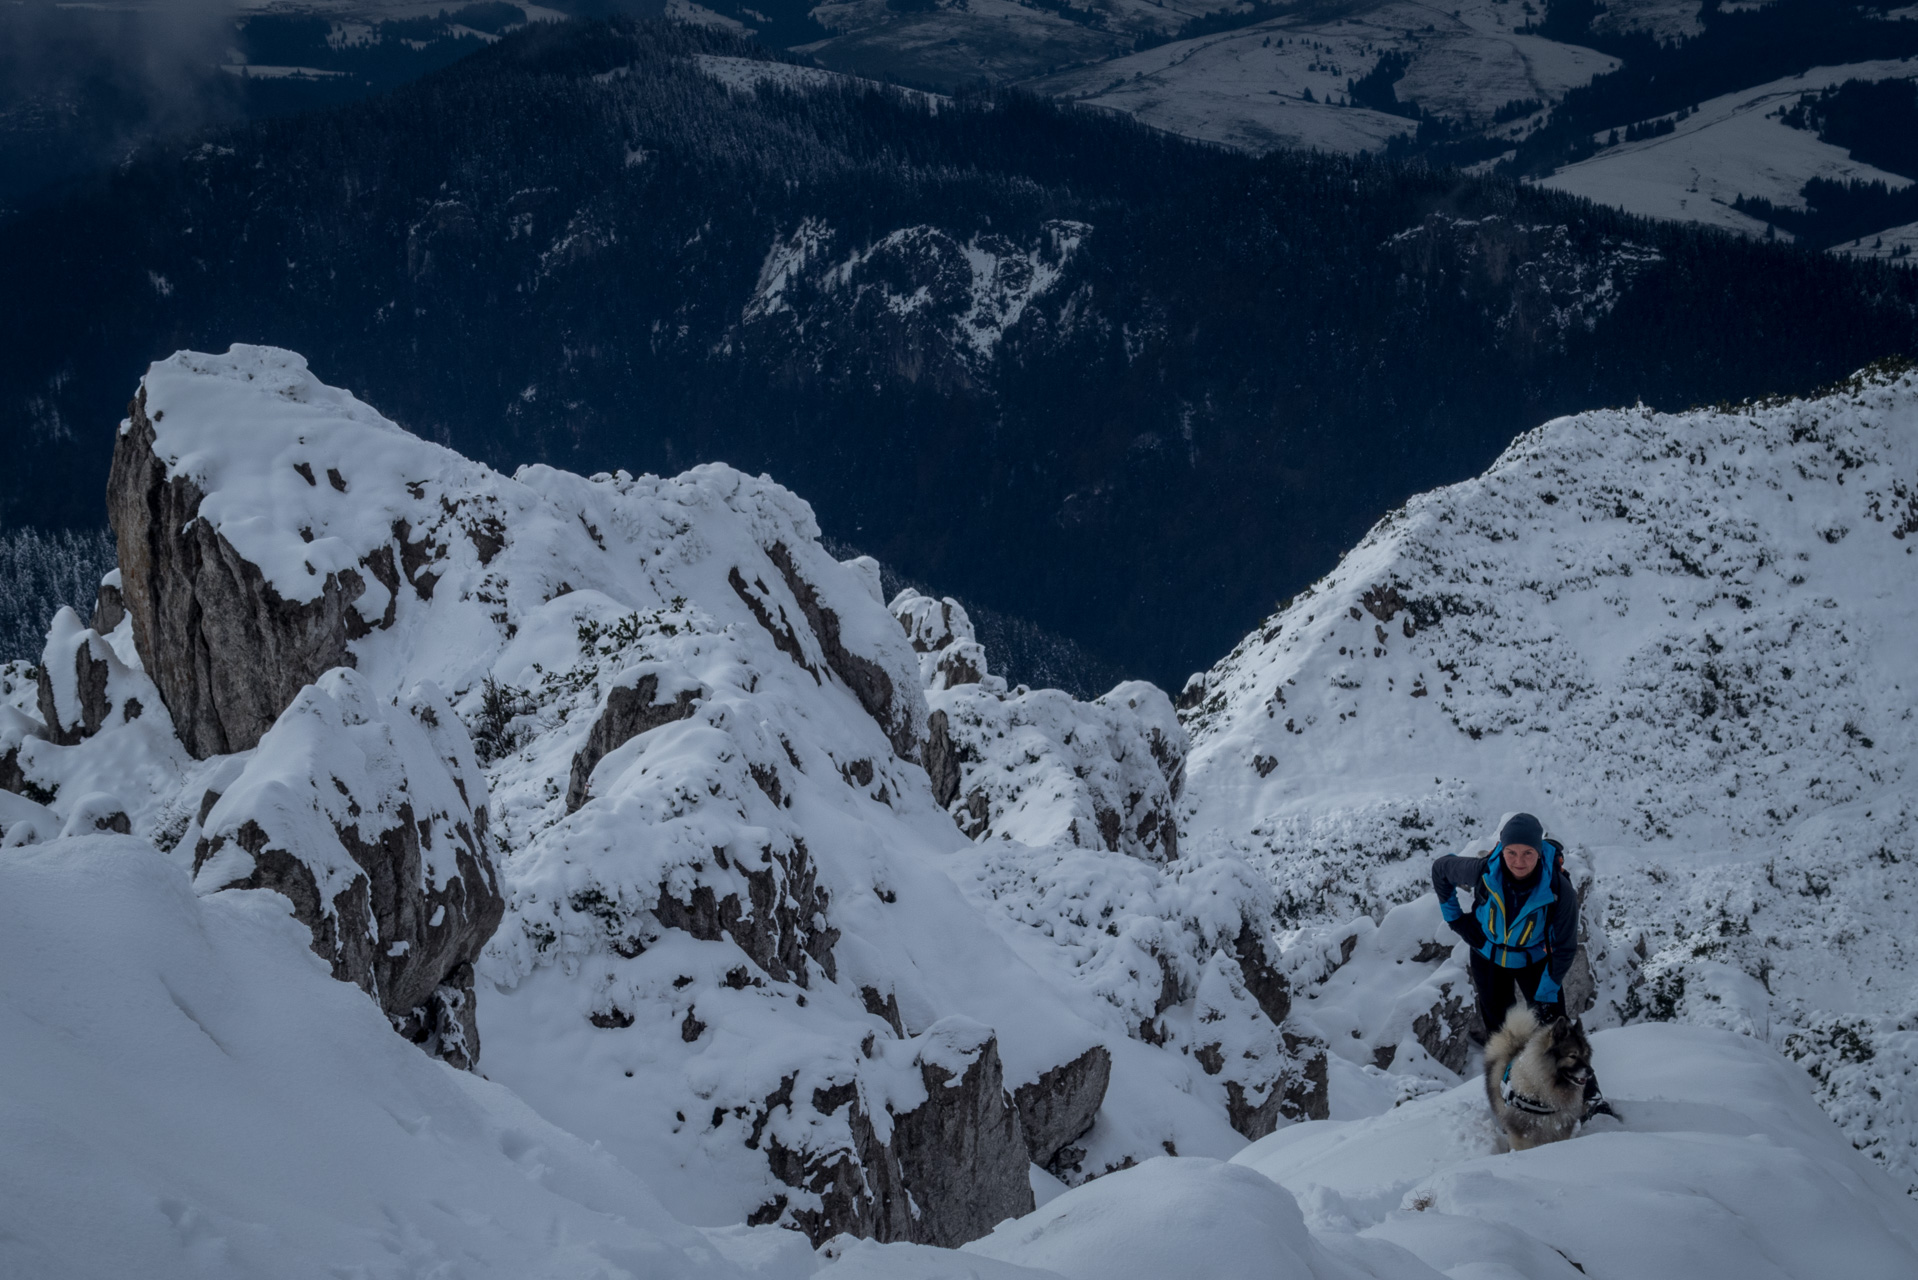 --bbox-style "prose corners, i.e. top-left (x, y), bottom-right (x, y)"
top-left (108, 392), bottom-right (367, 758)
